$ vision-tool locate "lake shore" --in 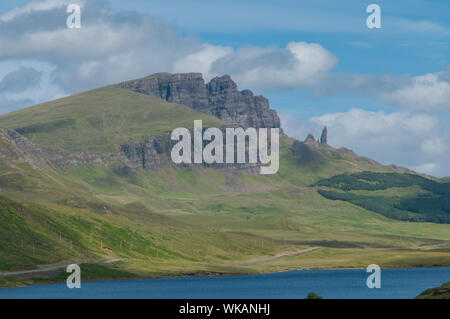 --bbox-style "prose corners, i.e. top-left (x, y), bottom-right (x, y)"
top-left (1, 267), bottom-right (450, 299)
top-left (2, 261), bottom-right (450, 290)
